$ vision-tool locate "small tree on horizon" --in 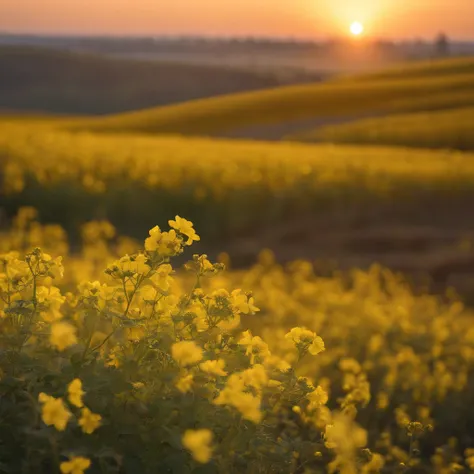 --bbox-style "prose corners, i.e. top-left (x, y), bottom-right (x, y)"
top-left (435, 32), bottom-right (450, 56)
